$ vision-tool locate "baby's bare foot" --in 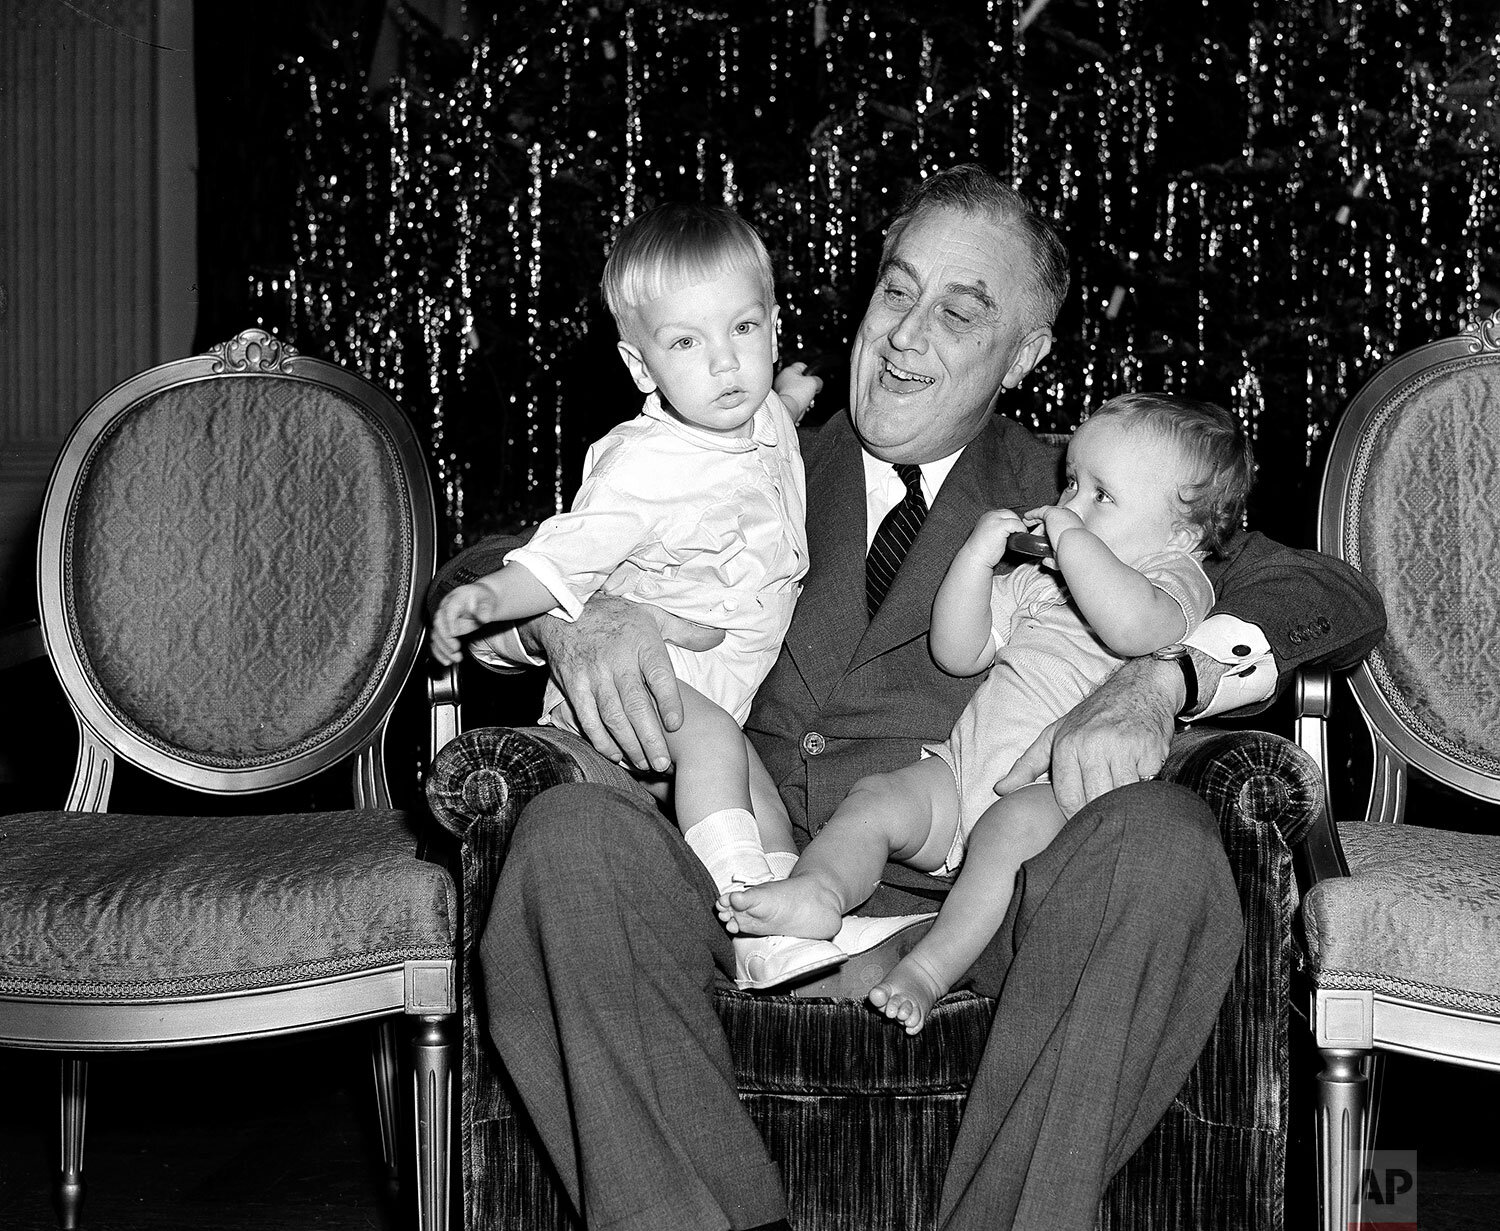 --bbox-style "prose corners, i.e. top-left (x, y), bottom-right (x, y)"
top-left (868, 948), bottom-right (951, 1035)
top-left (719, 877), bottom-right (843, 940)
